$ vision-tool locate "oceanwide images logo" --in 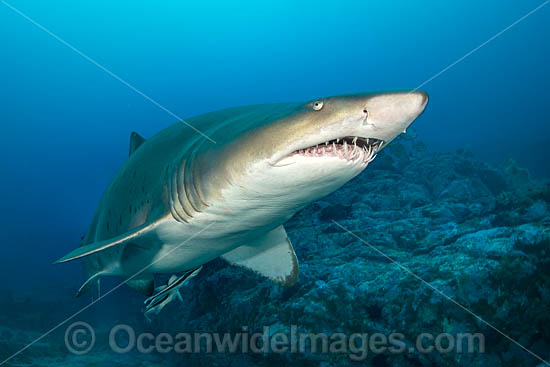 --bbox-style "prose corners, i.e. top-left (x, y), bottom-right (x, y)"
top-left (65, 322), bottom-right (485, 361)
